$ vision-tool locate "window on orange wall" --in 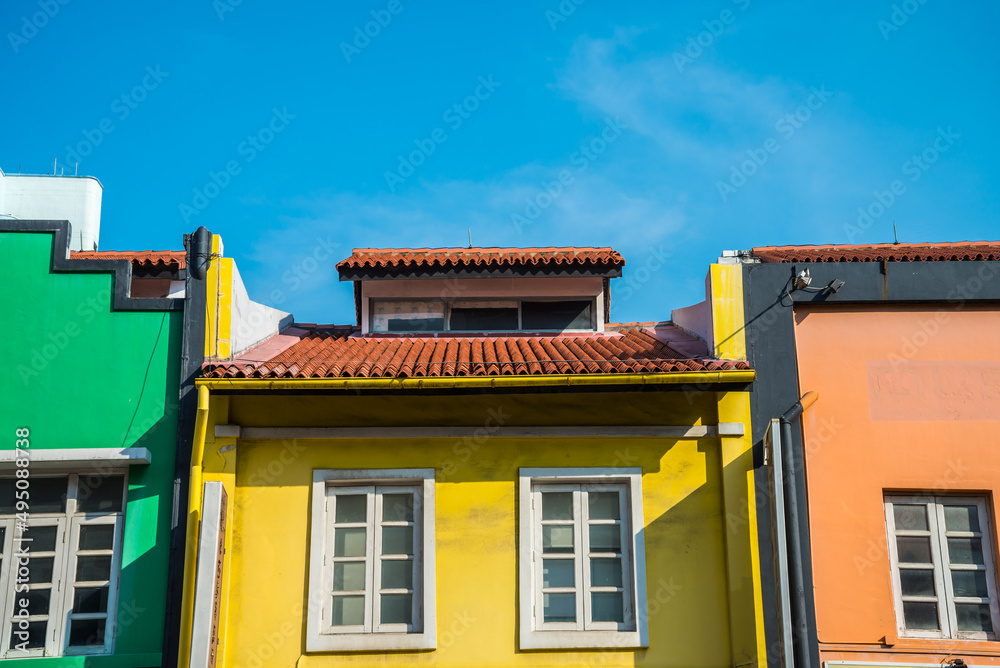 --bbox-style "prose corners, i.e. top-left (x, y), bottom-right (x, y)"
top-left (884, 495), bottom-right (1000, 640)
